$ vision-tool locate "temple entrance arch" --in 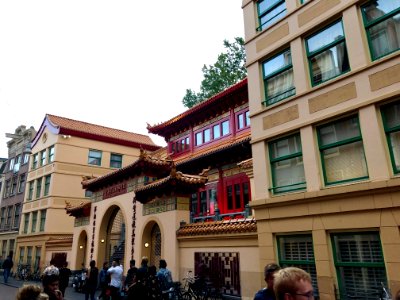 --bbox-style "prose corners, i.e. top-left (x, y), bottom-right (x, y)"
top-left (98, 205), bottom-right (126, 266)
top-left (142, 221), bottom-right (162, 267)
top-left (76, 230), bottom-right (88, 270)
